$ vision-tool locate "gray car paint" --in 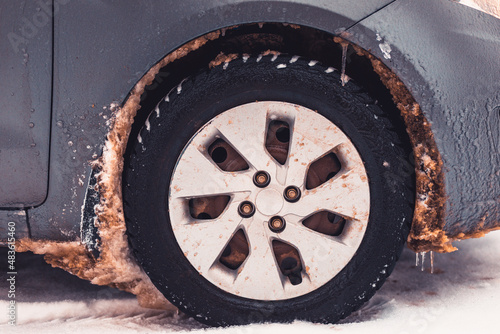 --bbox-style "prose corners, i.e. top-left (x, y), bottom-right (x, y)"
top-left (0, 0), bottom-right (498, 242)
top-left (346, 0), bottom-right (500, 237)
top-left (0, 210), bottom-right (29, 240)
top-left (0, 0), bottom-right (52, 208)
